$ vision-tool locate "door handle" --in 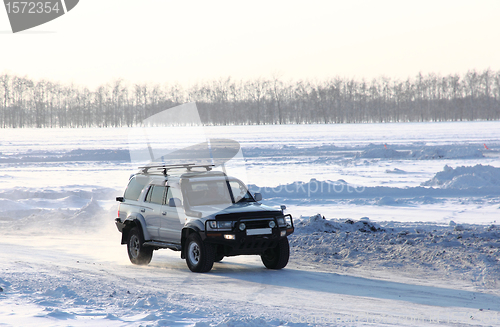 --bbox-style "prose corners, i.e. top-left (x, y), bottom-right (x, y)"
top-left (162, 211), bottom-right (167, 215)
top-left (140, 208), bottom-right (145, 213)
